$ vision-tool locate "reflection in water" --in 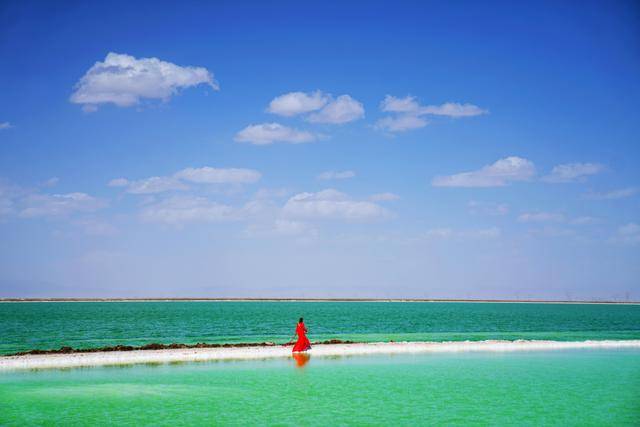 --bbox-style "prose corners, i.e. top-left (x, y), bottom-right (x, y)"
top-left (292, 352), bottom-right (310, 368)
